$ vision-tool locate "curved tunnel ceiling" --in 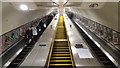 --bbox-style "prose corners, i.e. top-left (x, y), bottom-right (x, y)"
top-left (9, 0), bottom-right (119, 11)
